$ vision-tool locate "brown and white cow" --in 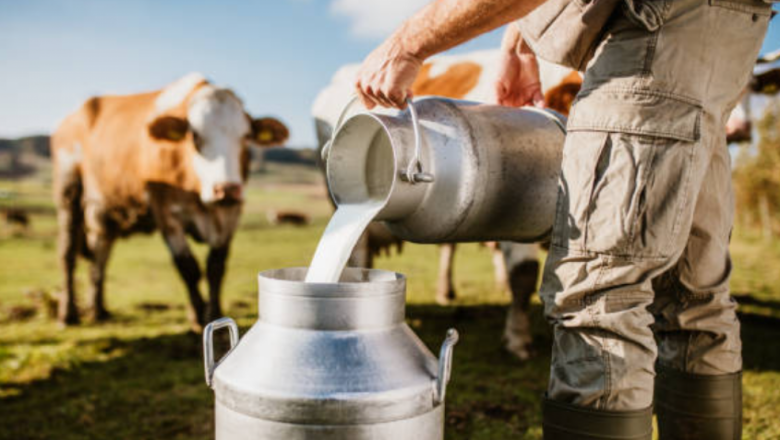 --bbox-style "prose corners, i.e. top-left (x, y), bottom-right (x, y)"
top-left (312, 50), bottom-right (582, 359)
top-left (52, 73), bottom-right (288, 329)
top-left (727, 51), bottom-right (780, 144)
